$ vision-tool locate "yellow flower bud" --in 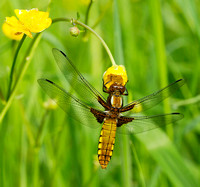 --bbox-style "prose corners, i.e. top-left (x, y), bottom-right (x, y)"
top-left (103, 65), bottom-right (128, 89)
top-left (43, 99), bottom-right (57, 110)
top-left (70, 26), bottom-right (80, 37)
